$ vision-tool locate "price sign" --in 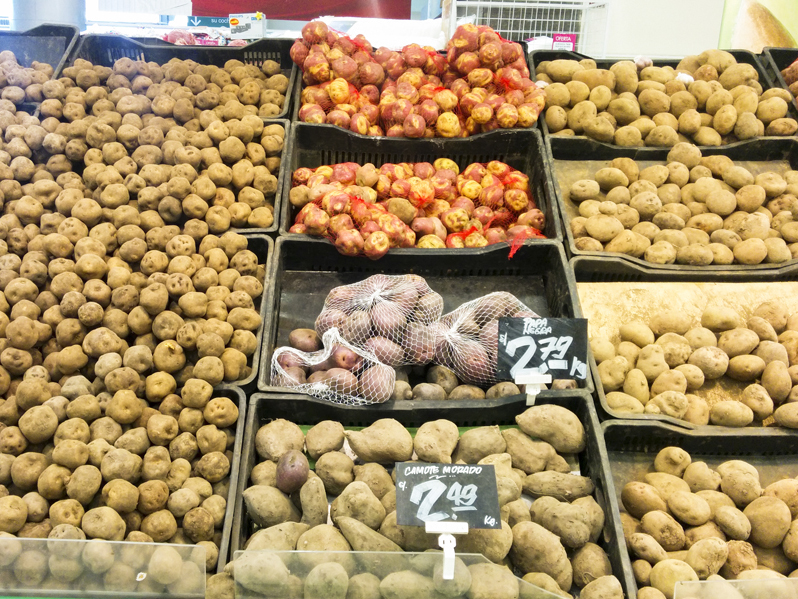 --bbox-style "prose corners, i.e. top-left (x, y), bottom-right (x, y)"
top-left (497, 317), bottom-right (588, 382)
top-left (395, 463), bottom-right (500, 529)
